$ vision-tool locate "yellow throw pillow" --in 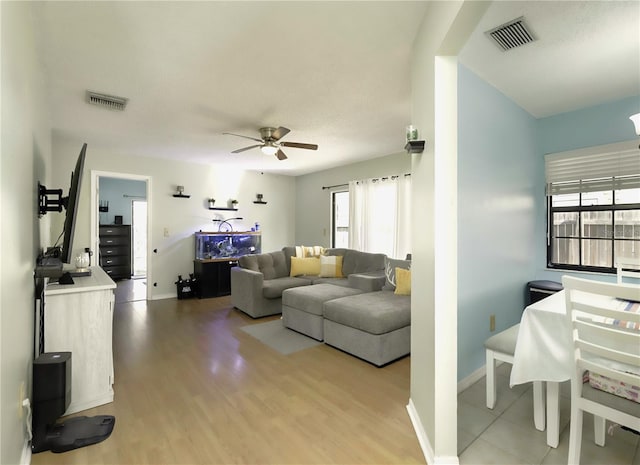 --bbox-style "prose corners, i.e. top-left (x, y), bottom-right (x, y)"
top-left (394, 267), bottom-right (411, 295)
top-left (319, 255), bottom-right (344, 278)
top-left (290, 257), bottom-right (321, 277)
